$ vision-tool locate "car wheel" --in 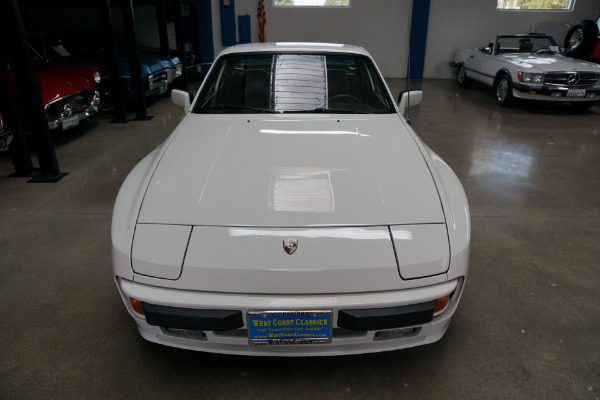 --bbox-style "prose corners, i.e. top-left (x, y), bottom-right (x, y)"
top-left (495, 74), bottom-right (514, 107)
top-left (457, 64), bottom-right (470, 88)
top-left (570, 101), bottom-right (595, 111)
top-left (99, 84), bottom-right (114, 112)
top-left (564, 20), bottom-right (599, 58)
